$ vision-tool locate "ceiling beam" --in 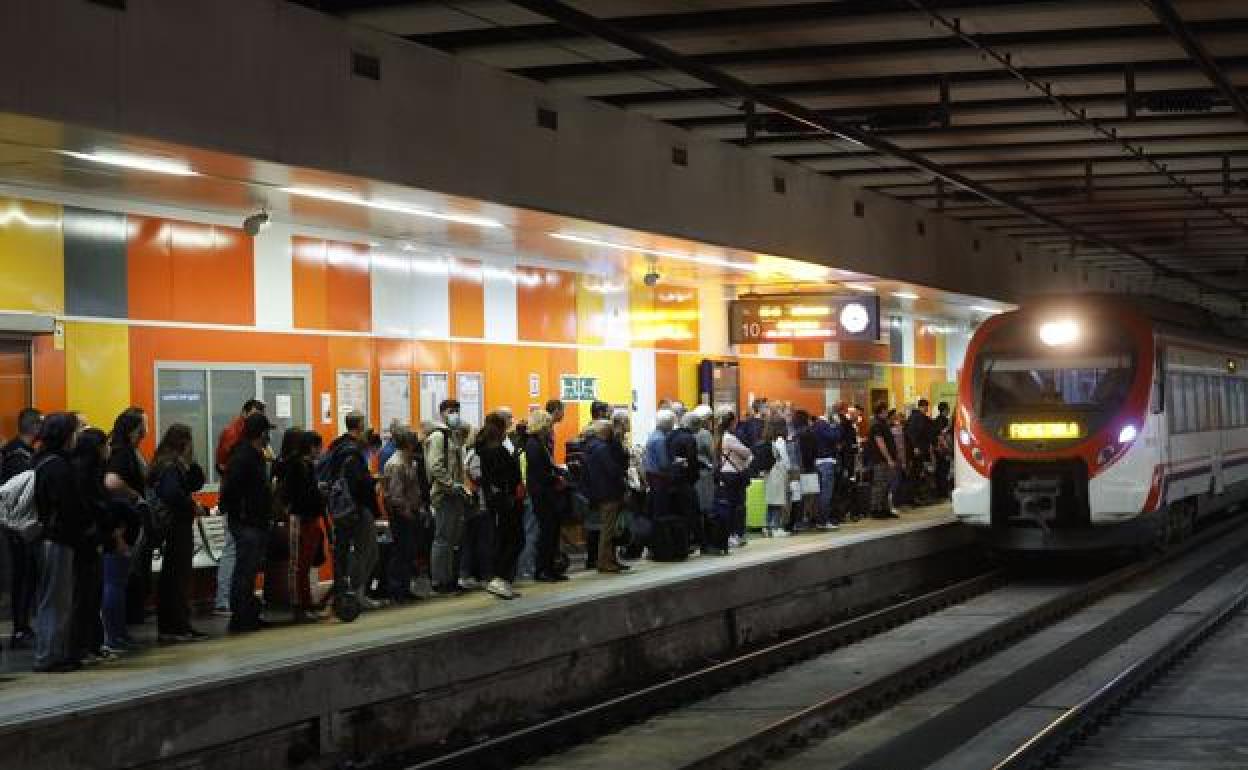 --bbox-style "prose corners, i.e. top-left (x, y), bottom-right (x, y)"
top-left (1145, 0), bottom-right (1248, 124)
top-left (507, 0), bottom-right (1245, 298)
